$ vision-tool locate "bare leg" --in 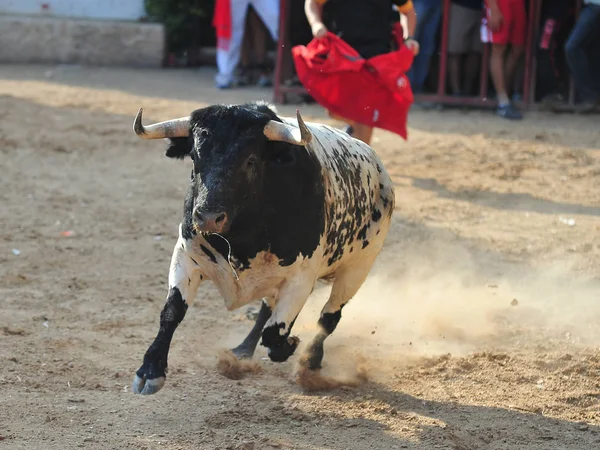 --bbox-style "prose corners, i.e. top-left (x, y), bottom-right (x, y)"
top-left (241, 16), bottom-right (253, 69)
top-left (464, 51), bottom-right (481, 95)
top-left (326, 111), bottom-right (372, 144)
top-left (250, 10), bottom-right (268, 68)
top-left (490, 43), bottom-right (508, 104)
top-left (505, 45), bottom-right (525, 97)
top-left (490, 43), bottom-right (522, 119)
top-left (352, 123), bottom-right (373, 146)
top-left (449, 53), bottom-right (463, 95)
